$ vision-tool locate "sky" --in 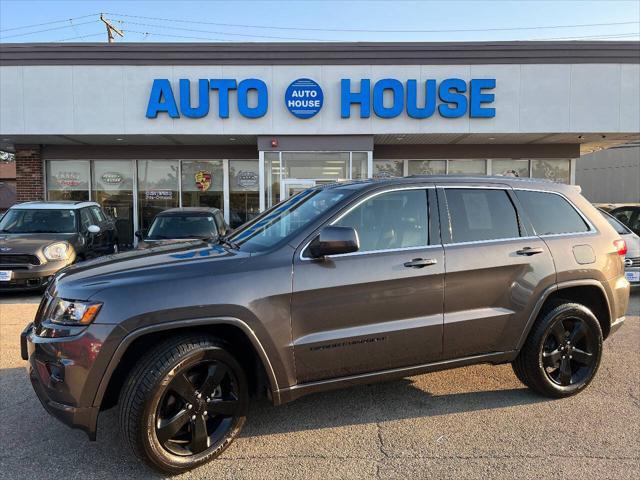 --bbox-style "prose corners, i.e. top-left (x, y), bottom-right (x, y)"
top-left (0, 0), bottom-right (639, 43)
